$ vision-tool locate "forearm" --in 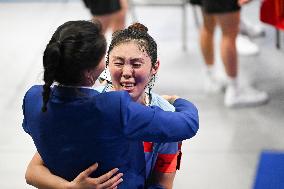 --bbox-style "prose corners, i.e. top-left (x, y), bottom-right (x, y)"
top-left (148, 171), bottom-right (176, 189)
top-left (25, 153), bottom-right (71, 189)
top-left (26, 166), bottom-right (71, 189)
top-left (25, 153), bottom-right (123, 189)
top-left (124, 98), bottom-right (199, 142)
